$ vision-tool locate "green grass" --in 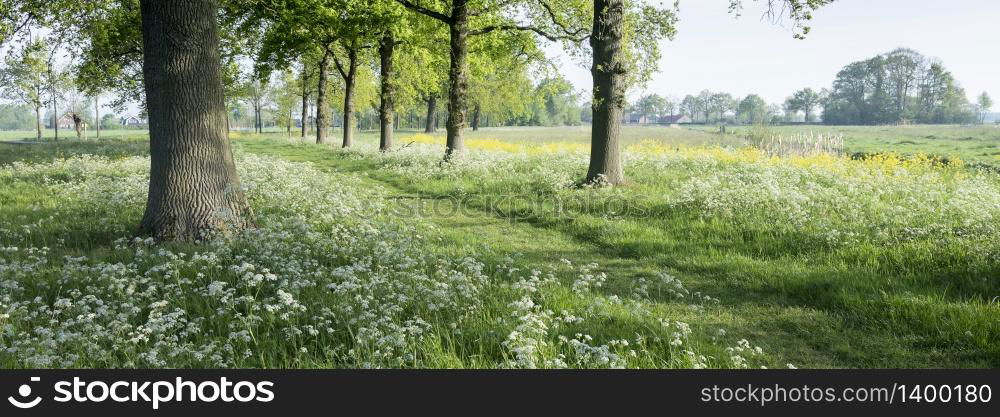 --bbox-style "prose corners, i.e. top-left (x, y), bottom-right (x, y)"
top-left (0, 134), bottom-right (744, 369)
top-left (0, 128), bottom-right (152, 142)
top-left (1, 125), bottom-right (998, 368)
top-left (0, 136), bottom-right (150, 165)
top-left (233, 130), bottom-right (1000, 368)
top-left (689, 124), bottom-right (1000, 166)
